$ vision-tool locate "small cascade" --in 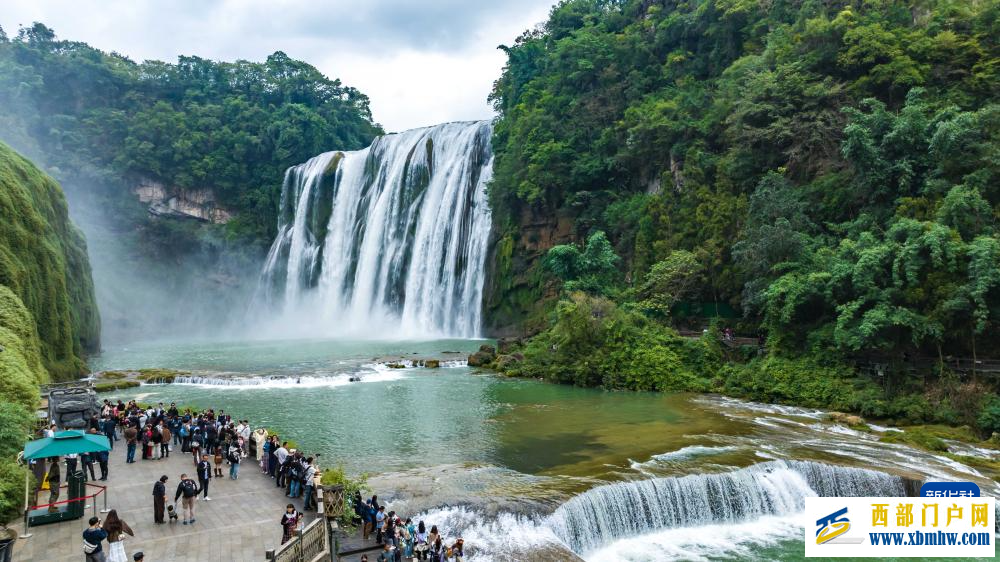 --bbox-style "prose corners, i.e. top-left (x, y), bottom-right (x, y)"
top-left (252, 120), bottom-right (493, 338)
top-left (545, 460), bottom-right (905, 555)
